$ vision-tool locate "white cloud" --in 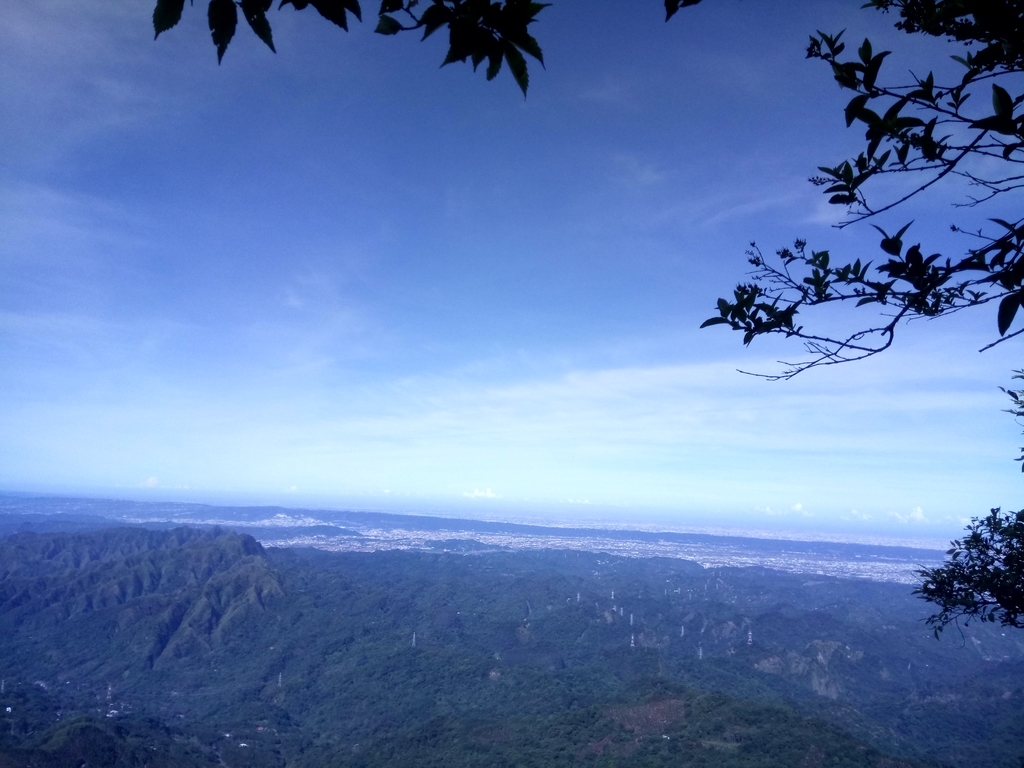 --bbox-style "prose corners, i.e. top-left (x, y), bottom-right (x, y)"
top-left (614, 155), bottom-right (665, 187)
top-left (141, 476), bottom-right (158, 488)
top-left (888, 506), bottom-right (928, 524)
top-left (2, 336), bottom-right (1016, 534)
